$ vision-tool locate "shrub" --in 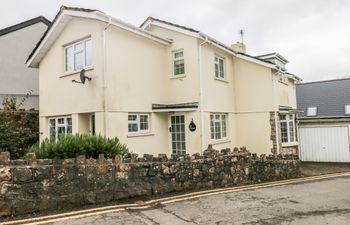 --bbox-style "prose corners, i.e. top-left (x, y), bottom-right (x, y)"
top-left (29, 134), bottom-right (128, 159)
top-left (0, 110), bottom-right (39, 159)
